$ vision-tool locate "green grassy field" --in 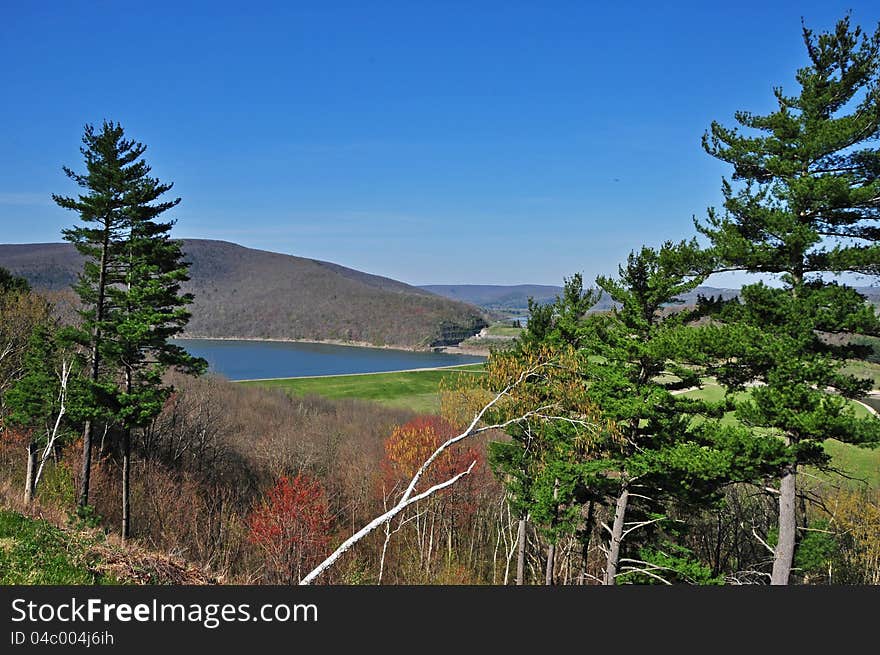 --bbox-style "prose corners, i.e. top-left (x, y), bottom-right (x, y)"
top-left (239, 364), bottom-right (485, 414)
top-left (680, 383), bottom-right (880, 487)
top-left (822, 439), bottom-right (880, 487)
top-left (840, 359), bottom-right (880, 388)
top-left (484, 324), bottom-right (523, 337)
